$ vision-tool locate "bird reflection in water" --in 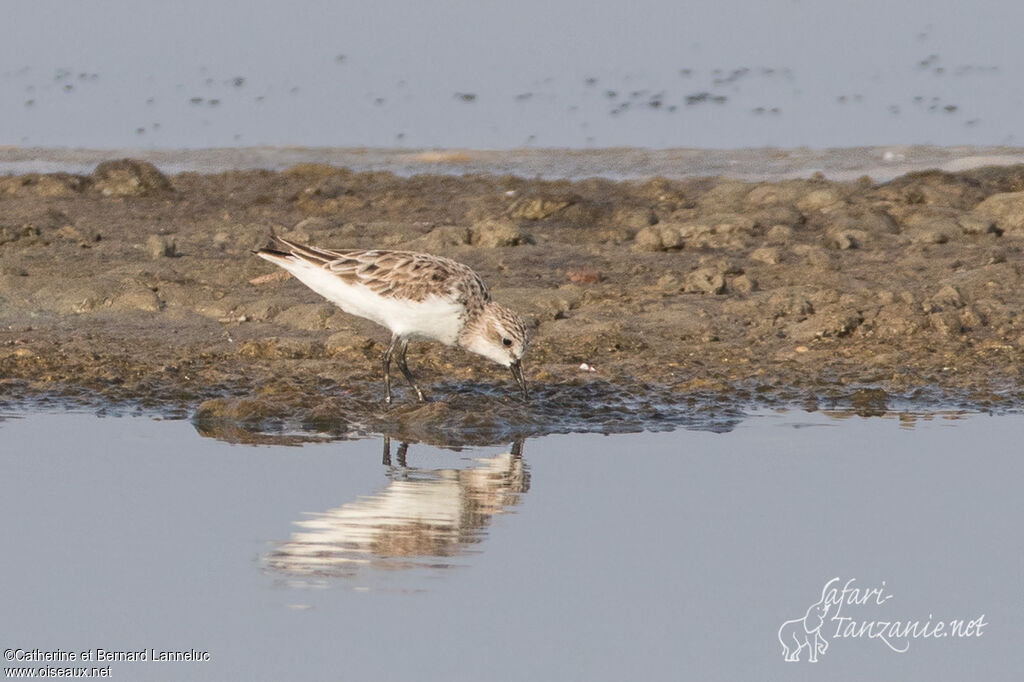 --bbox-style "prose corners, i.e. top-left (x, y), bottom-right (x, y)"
top-left (266, 437), bottom-right (529, 581)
